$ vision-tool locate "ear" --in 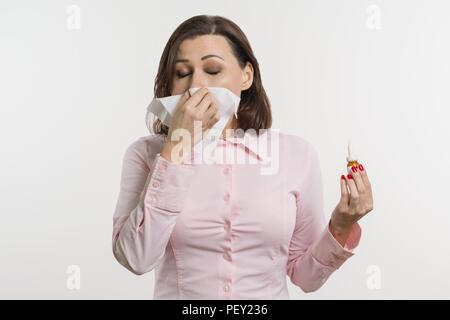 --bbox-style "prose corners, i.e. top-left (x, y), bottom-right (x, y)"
top-left (241, 62), bottom-right (254, 91)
